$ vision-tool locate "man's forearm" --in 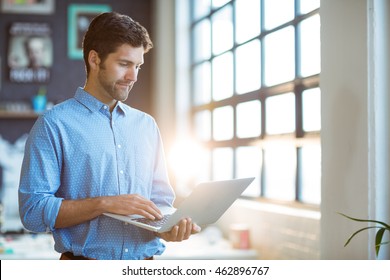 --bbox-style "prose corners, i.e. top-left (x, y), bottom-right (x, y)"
top-left (54, 197), bottom-right (106, 228)
top-left (54, 194), bottom-right (163, 229)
